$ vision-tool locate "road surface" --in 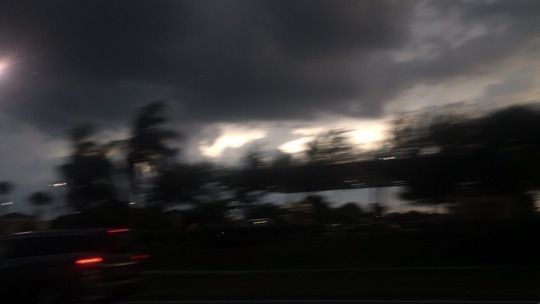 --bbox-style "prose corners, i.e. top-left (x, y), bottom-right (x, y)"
top-left (117, 300), bottom-right (540, 304)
